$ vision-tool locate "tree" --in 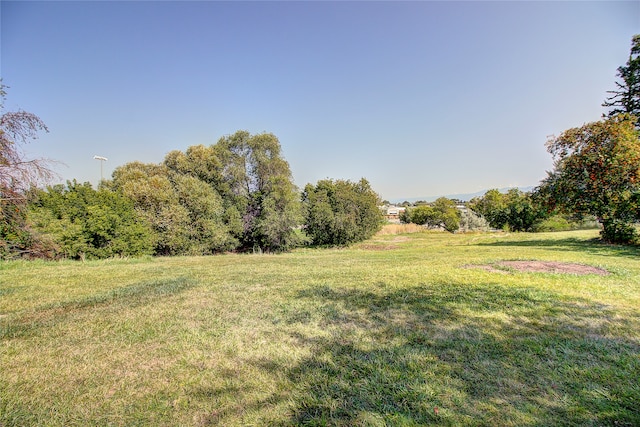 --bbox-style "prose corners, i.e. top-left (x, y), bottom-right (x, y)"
top-left (469, 189), bottom-right (542, 232)
top-left (469, 189), bottom-right (508, 229)
top-left (536, 114), bottom-right (640, 244)
top-left (110, 161), bottom-right (237, 255)
top-left (402, 197), bottom-right (461, 232)
top-left (404, 205), bottom-right (436, 227)
top-left (458, 208), bottom-right (491, 232)
top-left (112, 131), bottom-right (301, 254)
top-left (502, 189), bottom-right (541, 232)
top-left (29, 181), bottom-right (155, 259)
top-left (302, 178), bottom-right (383, 245)
top-left (1, 83), bottom-right (57, 258)
top-left (164, 144), bottom-right (223, 187)
top-left (603, 35), bottom-right (640, 120)
top-left (432, 197), bottom-right (462, 232)
top-left (214, 131), bottom-right (302, 252)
